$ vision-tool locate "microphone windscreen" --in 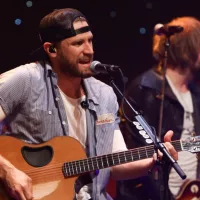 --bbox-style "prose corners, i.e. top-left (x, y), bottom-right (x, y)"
top-left (154, 23), bottom-right (164, 32)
